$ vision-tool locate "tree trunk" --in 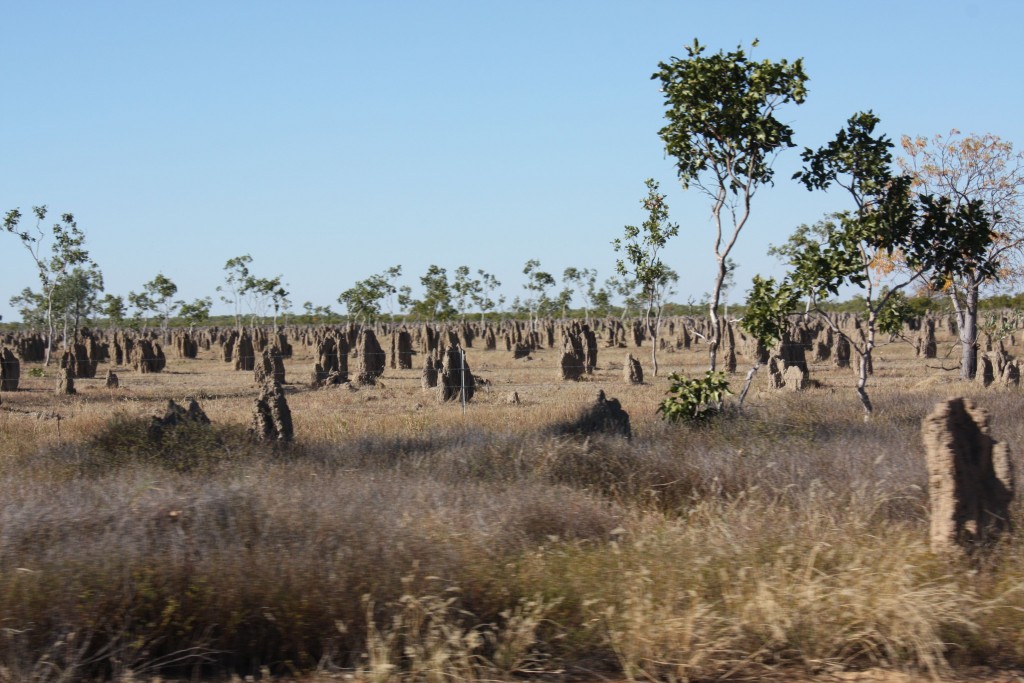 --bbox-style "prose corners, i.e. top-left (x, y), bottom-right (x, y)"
top-left (645, 299), bottom-right (660, 378)
top-left (706, 253), bottom-right (732, 372)
top-left (736, 361), bottom-right (761, 410)
top-left (856, 314), bottom-right (877, 419)
top-left (957, 285), bottom-right (979, 381)
top-left (44, 294), bottom-right (55, 366)
top-left (856, 352), bottom-right (874, 418)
